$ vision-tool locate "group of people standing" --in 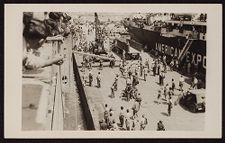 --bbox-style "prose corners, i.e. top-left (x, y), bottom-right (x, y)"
top-left (99, 104), bottom-right (149, 131)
